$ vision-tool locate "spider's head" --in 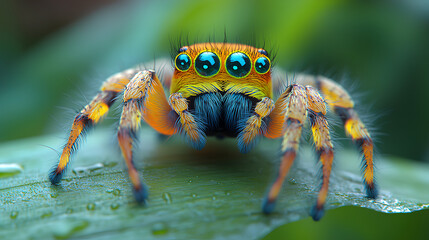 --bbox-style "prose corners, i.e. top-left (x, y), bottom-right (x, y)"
top-left (170, 43), bottom-right (273, 100)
